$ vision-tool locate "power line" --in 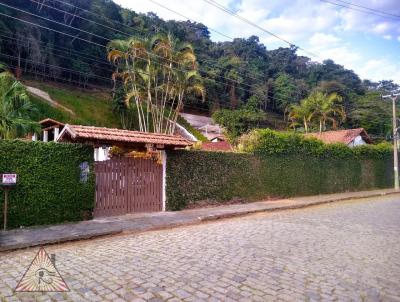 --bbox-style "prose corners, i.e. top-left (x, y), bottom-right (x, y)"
top-left (146, 0), bottom-right (233, 40)
top-left (0, 11), bottom-right (105, 48)
top-left (0, 34), bottom-right (114, 73)
top-left (320, 0), bottom-right (400, 20)
top-left (0, 4), bottom-right (258, 90)
top-left (0, 2), bottom-right (109, 43)
top-left (0, 28), bottom-right (110, 63)
top-left (6, 63), bottom-right (110, 90)
top-left (334, 0), bottom-right (400, 18)
top-left (28, 0), bottom-right (139, 38)
top-left (27, 0), bottom-right (266, 83)
top-left (0, 52), bottom-right (112, 82)
top-left (0, 7), bottom-right (304, 109)
top-left (200, 0), bottom-right (320, 59)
